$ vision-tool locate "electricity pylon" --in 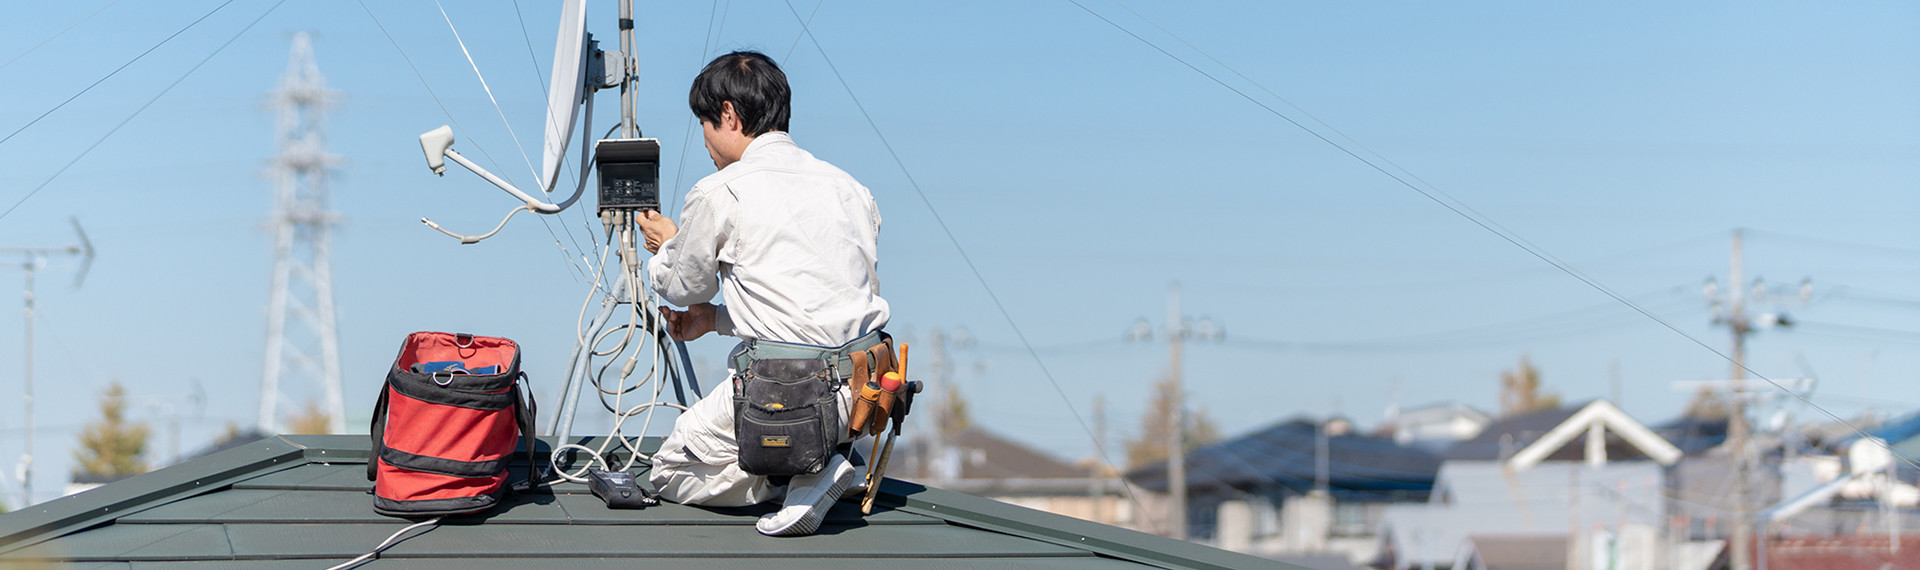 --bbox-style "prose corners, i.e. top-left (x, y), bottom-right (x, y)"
top-left (258, 32), bottom-right (344, 435)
